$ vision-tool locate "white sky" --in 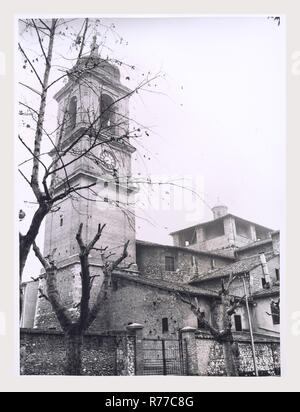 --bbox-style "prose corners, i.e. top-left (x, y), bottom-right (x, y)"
top-left (18, 16), bottom-right (285, 281)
